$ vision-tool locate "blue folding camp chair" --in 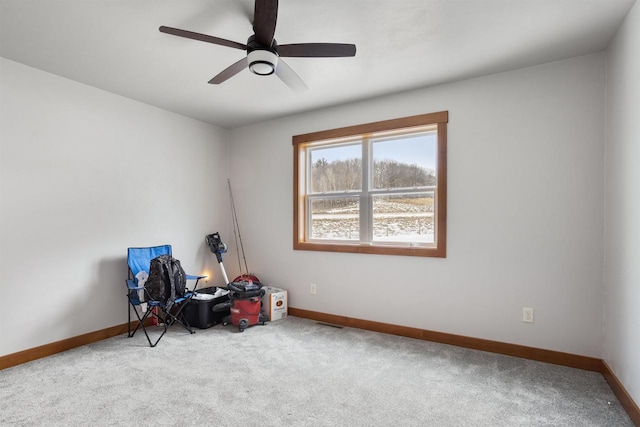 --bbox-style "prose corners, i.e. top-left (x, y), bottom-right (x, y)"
top-left (126, 245), bottom-right (206, 347)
